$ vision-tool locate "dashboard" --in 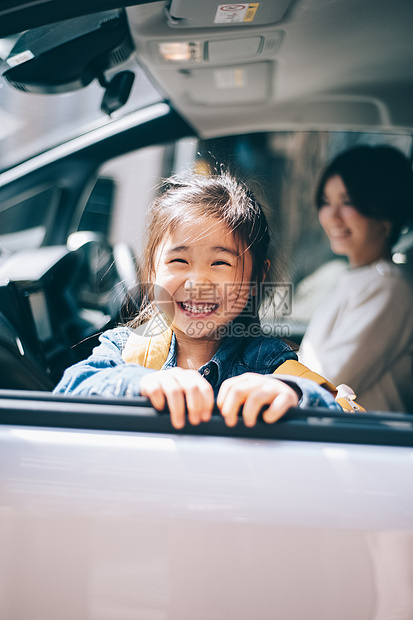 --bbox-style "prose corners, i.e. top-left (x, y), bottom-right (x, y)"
top-left (0, 238), bottom-right (133, 388)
